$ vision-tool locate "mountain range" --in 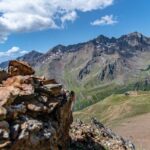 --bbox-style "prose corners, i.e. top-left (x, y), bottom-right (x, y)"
top-left (1, 31), bottom-right (150, 149)
top-left (1, 32), bottom-right (150, 110)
